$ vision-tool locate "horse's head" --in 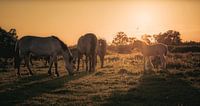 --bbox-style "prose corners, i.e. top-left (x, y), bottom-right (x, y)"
top-left (69, 47), bottom-right (78, 69)
top-left (54, 37), bottom-right (75, 76)
top-left (62, 52), bottom-right (75, 76)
